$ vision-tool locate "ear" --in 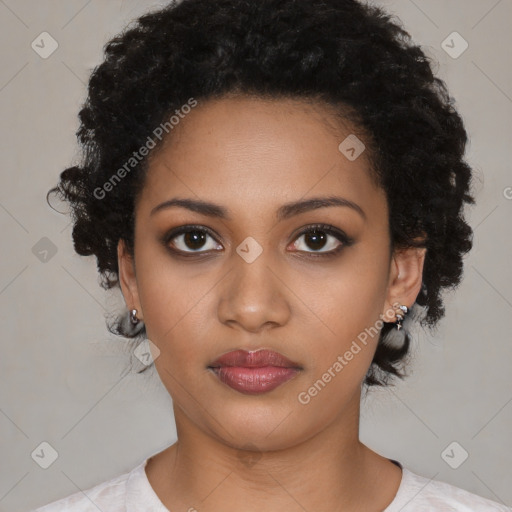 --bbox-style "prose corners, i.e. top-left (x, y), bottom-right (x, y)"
top-left (117, 239), bottom-right (143, 321)
top-left (381, 244), bottom-right (427, 323)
